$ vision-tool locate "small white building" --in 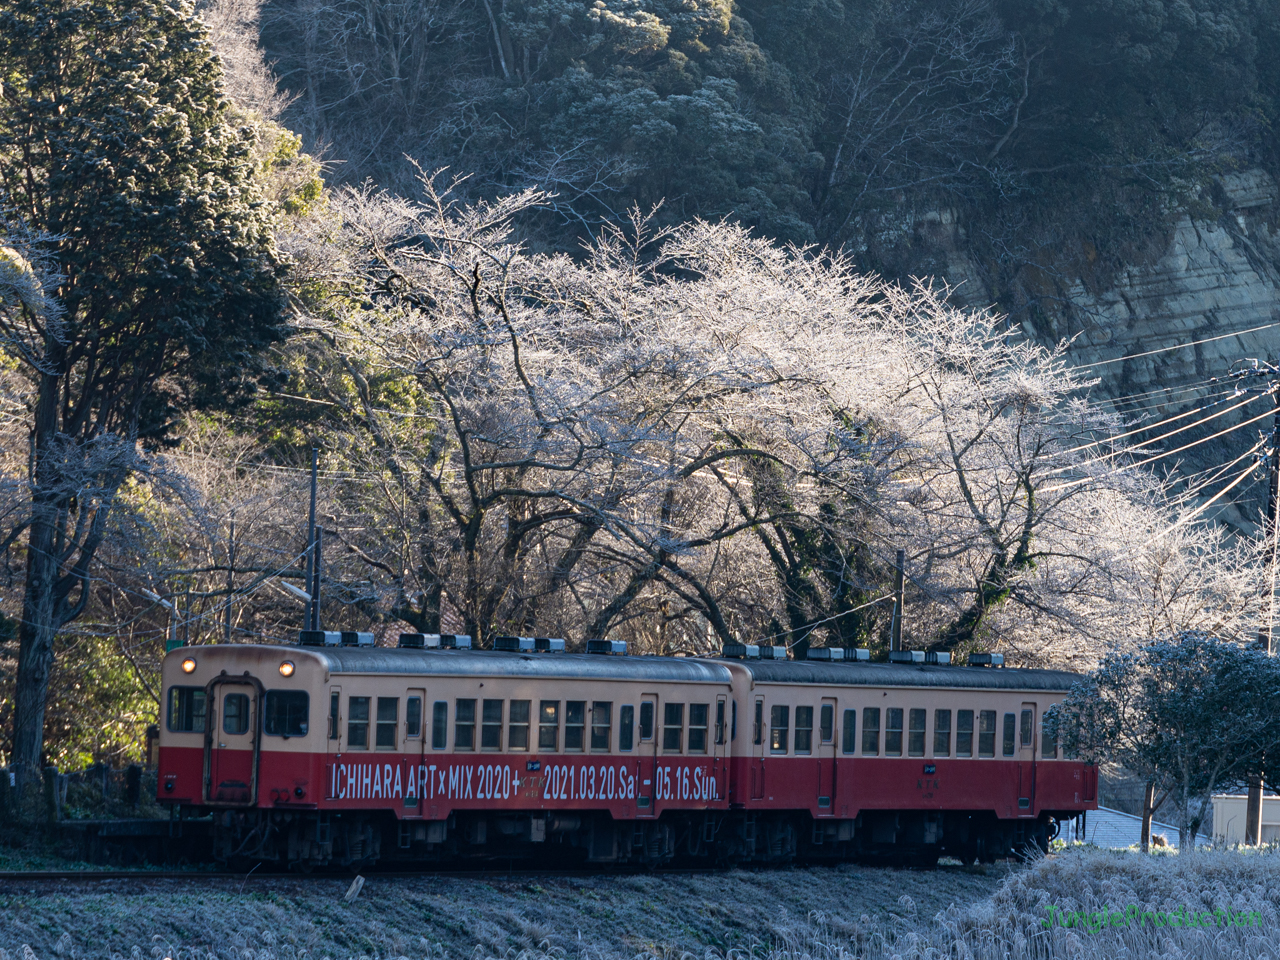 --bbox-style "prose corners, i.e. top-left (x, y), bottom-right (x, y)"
top-left (1211, 794), bottom-right (1280, 844)
top-left (1071, 805), bottom-right (1207, 849)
